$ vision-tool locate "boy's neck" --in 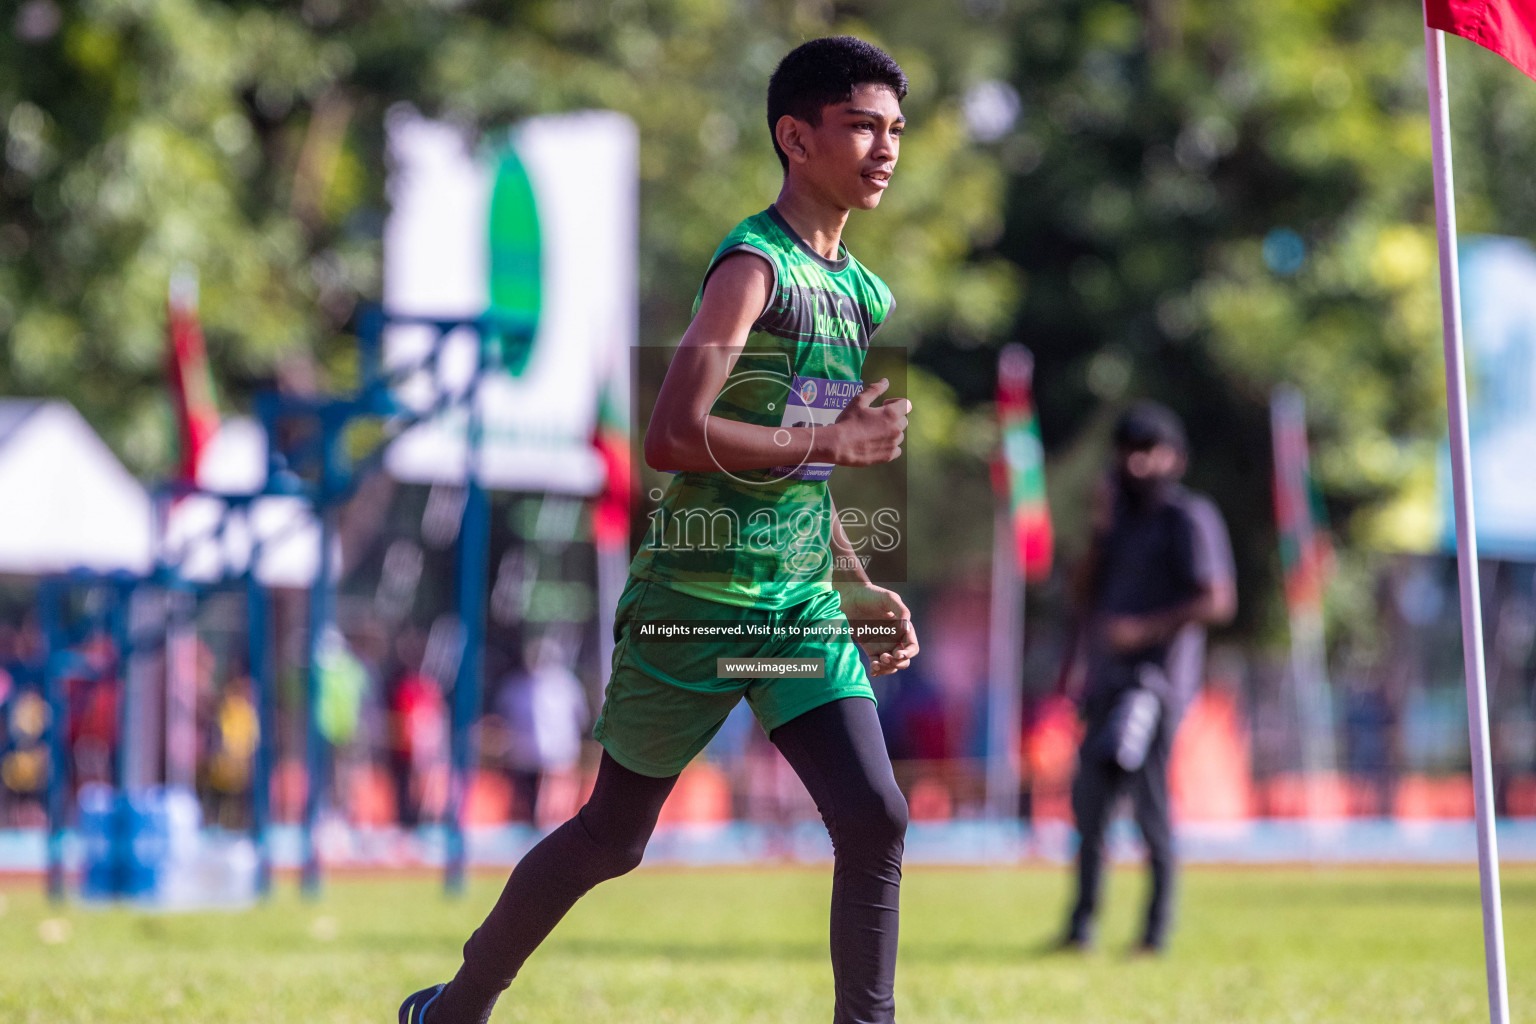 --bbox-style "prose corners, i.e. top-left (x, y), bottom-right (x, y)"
top-left (773, 183), bottom-right (850, 261)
